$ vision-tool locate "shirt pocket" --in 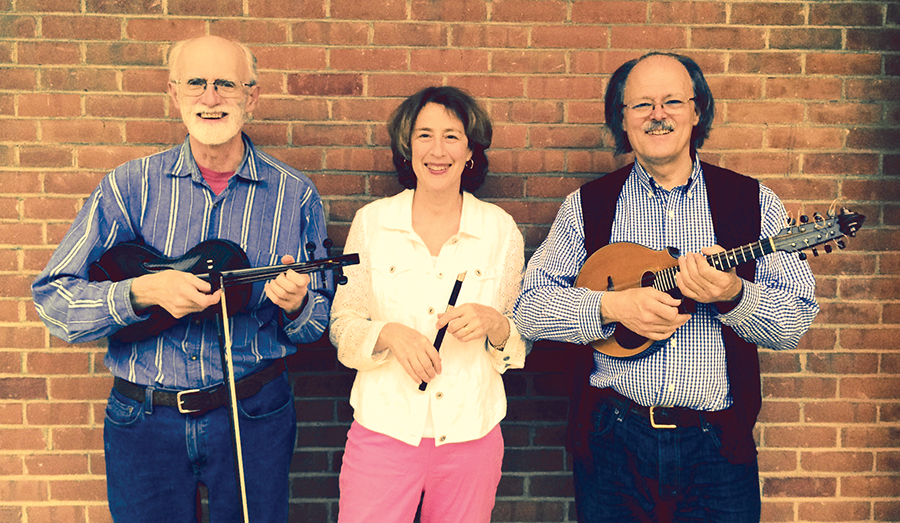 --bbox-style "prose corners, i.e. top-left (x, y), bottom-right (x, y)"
top-left (456, 266), bottom-right (499, 308)
top-left (370, 262), bottom-right (419, 324)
